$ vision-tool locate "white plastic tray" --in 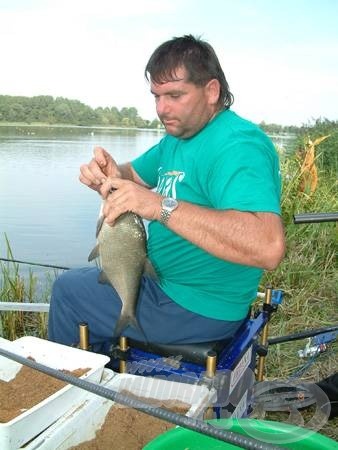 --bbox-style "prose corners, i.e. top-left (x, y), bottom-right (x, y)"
top-left (24, 369), bottom-right (215, 449)
top-left (0, 337), bottom-right (109, 450)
